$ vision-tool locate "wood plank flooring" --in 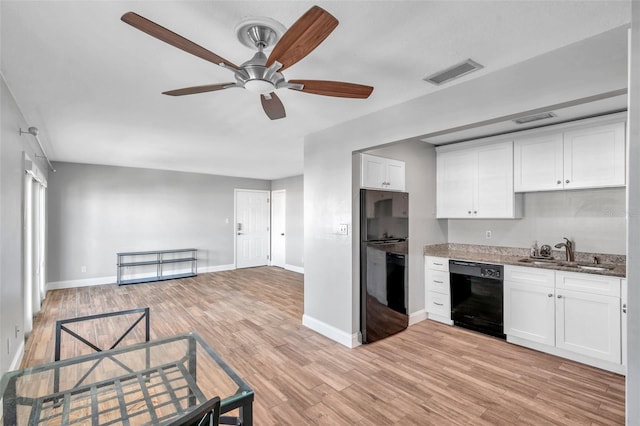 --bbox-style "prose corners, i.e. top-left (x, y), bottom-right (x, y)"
top-left (23, 267), bottom-right (625, 425)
